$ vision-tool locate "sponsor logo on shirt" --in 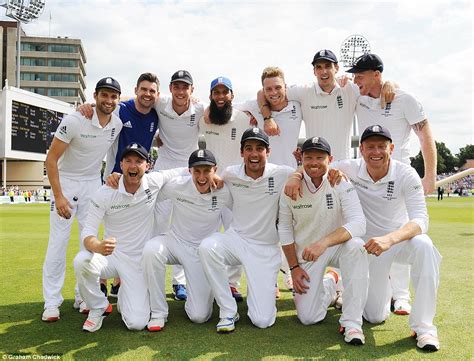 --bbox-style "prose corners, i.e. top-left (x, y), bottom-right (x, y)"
top-left (205, 130), bottom-right (220, 136)
top-left (91, 200), bottom-right (100, 208)
top-left (293, 204), bottom-right (312, 209)
top-left (231, 128), bottom-right (237, 140)
top-left (337, 95), bottom-right (343, 109)
top-left (177, 197), bottom-right (195, 205)
top-left (58, 125), bottom-right (67, 135)
top-left (231, 182), bottom-right (249, 189)
top-left (358, 102), bottom-right (370, 110)
top-left (110, 204), bottom-right (130, 210)
top-left (326, 194), bottom-right (334, 209)
top-left (349, 178), bottom-right (368, 190)
top-left (123, 121), bottom-right (133, 128)
top-left (265, 177), bottom-right (278, 195)
top-left (310, 105), bottom-right (328, 110)
top-left (80, 134), bottom-right (97, 138)
top-left (383, 181), bottom-right (397, 200)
